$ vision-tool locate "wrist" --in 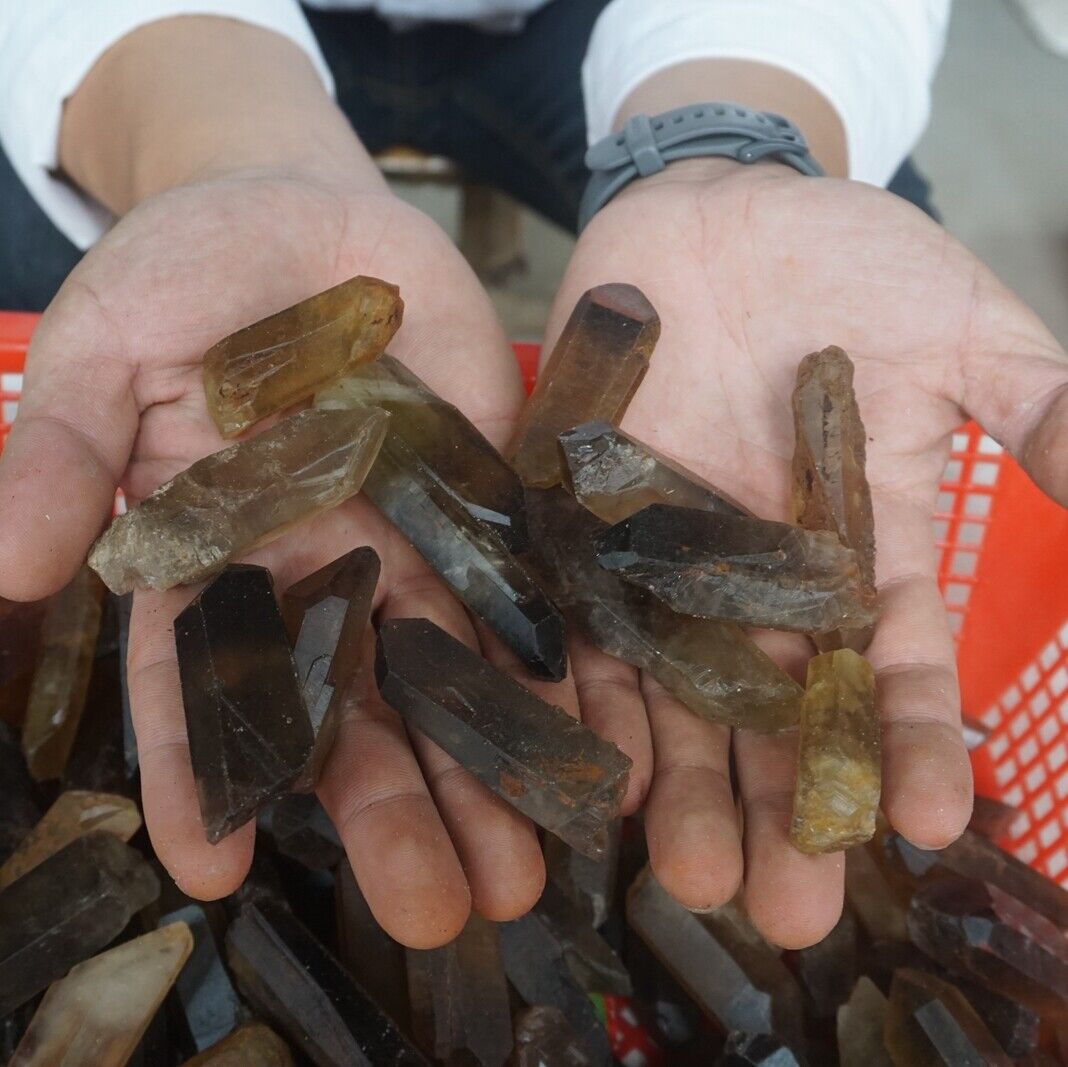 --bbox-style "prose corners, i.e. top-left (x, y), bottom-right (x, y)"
top-left (59, 16), bottom-right (381, 214)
